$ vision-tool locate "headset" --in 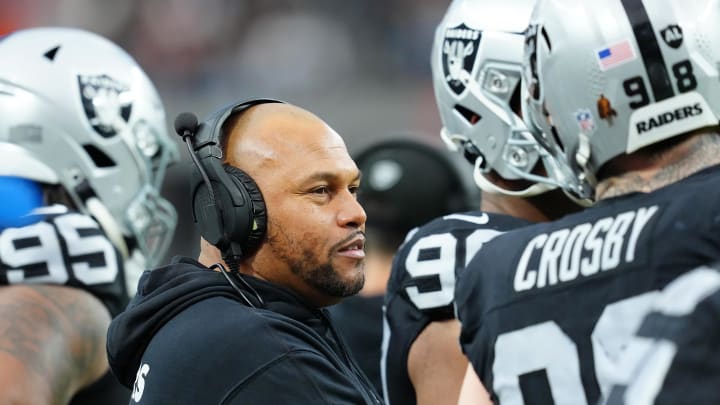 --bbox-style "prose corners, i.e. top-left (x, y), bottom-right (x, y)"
top-left (175, 98), bottom-right (284, 261)
top-left (174, 98), bottom-right (285, 307)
